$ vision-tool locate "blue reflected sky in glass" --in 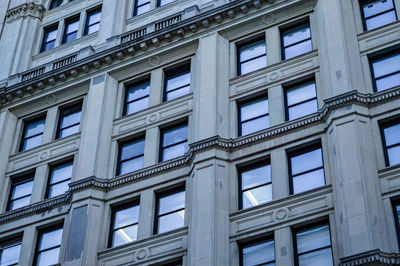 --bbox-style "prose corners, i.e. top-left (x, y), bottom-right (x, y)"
top-left (242, 240), bottom-right (275, 266)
